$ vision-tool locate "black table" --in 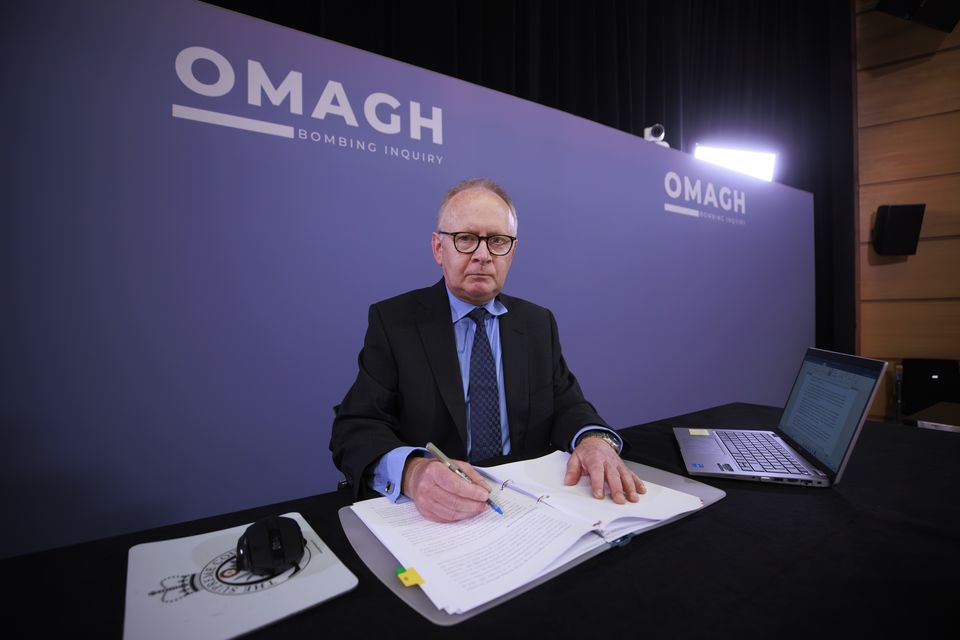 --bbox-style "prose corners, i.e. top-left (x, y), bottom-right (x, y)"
top-left (7, 403), bottom-right (959, 638)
